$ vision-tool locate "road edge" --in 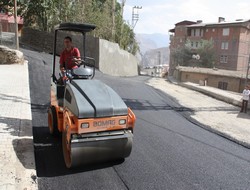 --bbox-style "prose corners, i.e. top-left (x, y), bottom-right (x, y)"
top-left (16, 61), bottom-right (38, 190)
top-left (148, 79), bottom-right (250, 149)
